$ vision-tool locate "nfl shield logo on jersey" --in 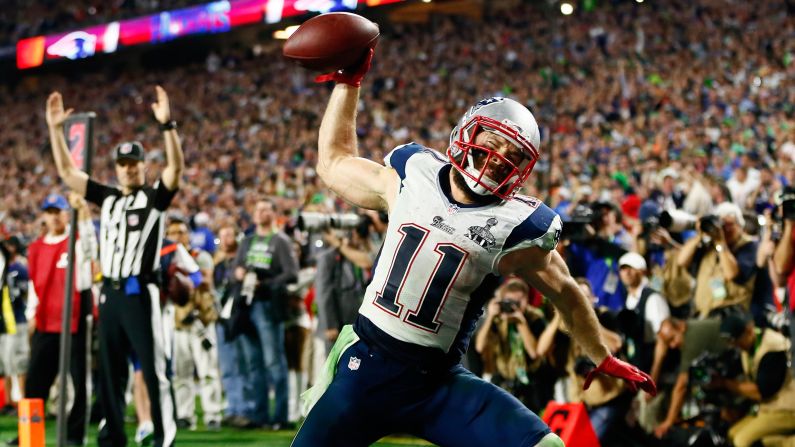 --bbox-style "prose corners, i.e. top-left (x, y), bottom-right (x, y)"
top-left (348, 356), bottom-right (361, 371)
top-left (127, 213), bottom-right (139, 227)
